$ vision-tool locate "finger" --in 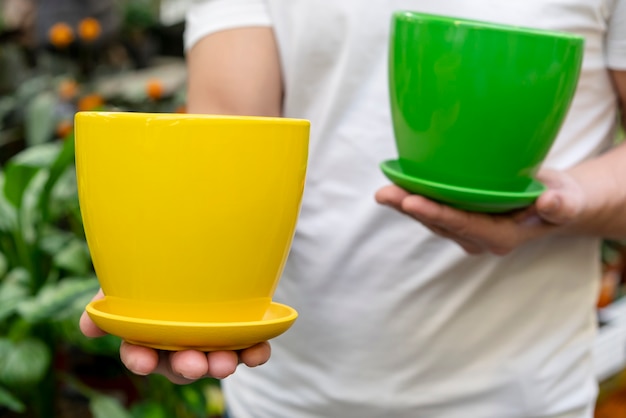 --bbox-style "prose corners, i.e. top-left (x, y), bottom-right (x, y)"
top-left (425, 224), bottom-right (485, 255)
top-left (377, 187), bottom-right (489, 253)
top-left (207, 350), bottom-right (240, 379)
top-left (374, 185), bottom-right (411, 209)
top-left (399, 194), bottom-right (474, 236)
top-left (401, 195), bottom-right (524, 253)
top-left (238, 342), bottom-right (271, 367)
top-left (169, 350), bottom-right (210, 380)
top-left (79, 289), bottom-right (107, 338)
top-left (535, 189), bottom-right (580, 226)
top-left (119, 341), bottom-right (160, 376)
